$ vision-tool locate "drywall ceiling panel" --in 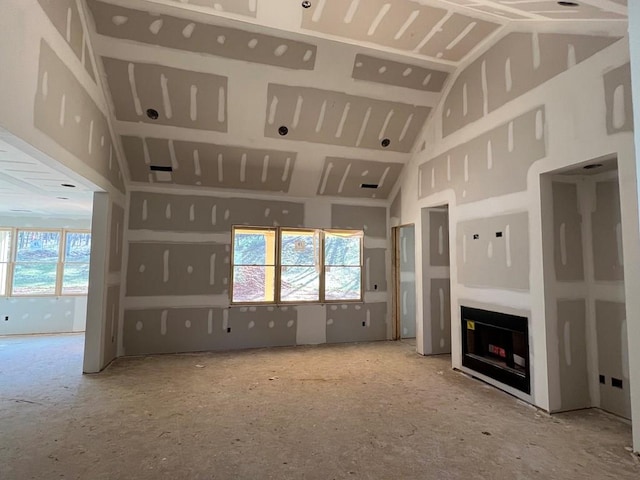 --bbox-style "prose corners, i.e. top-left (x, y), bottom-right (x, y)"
top-left (316, 157), bottom-right (403, 199)
top-left (38, 0), bottom-right (96, 80)
top-left (121, 136), bottom-right (296, 192)
top-left (87, 0), bottom-right (316, 70)
top-left (167, 0), bottom-right (258, 18)
top-left (493, 1), bottom-right (625, 19)
top-left (265, 84), bottom-right (430, 153)
top-left (102, 57), bottom-right (228, 132)
top-left (463, 5), bottom-right (530, 20)
top-left (301, 0), bottom-right (449, 52)
top-left (417, 13), bottom-right (500, 62)
top-left (301, 0), bottom-right (500, 62)
top-left (352, 54), bottom-right (449, 92)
